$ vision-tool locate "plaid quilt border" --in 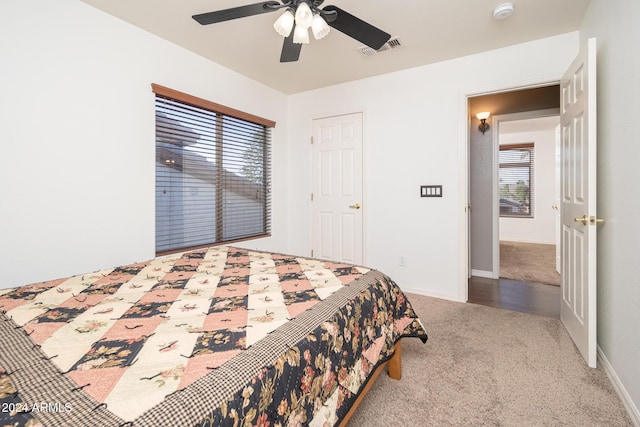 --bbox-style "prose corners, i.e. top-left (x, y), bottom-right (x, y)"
top-left (0, 312), bottom-right (124, 427)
